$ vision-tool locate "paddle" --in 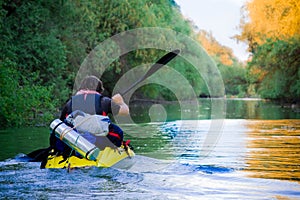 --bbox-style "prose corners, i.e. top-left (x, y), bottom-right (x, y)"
top-left (120, 49), bottom-right (180, 96)
top-left (27, 147), bottom-right (51, 162)
top-left (27, 49), bottom-right (180, 161)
